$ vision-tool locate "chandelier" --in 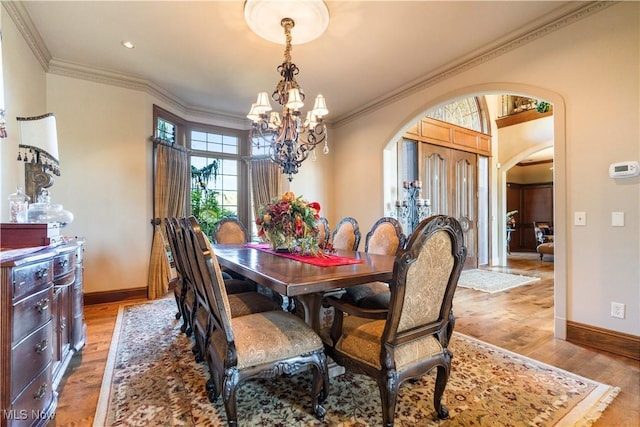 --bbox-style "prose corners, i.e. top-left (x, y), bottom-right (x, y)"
top-left (247, 17), bottom-right (329, 182)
